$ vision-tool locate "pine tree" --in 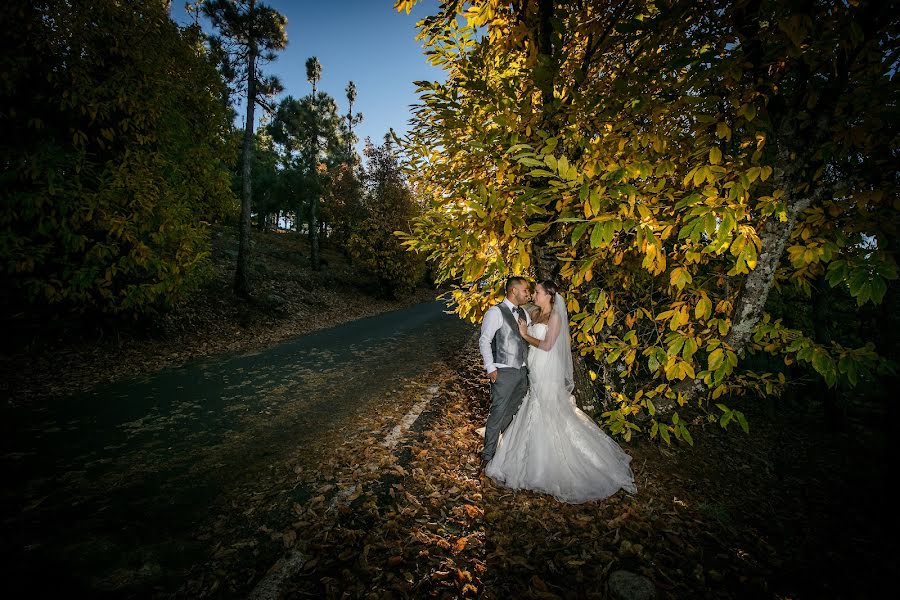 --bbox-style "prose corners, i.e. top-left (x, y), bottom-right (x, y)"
top-left (204, 0), bottom-right (287, 297)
